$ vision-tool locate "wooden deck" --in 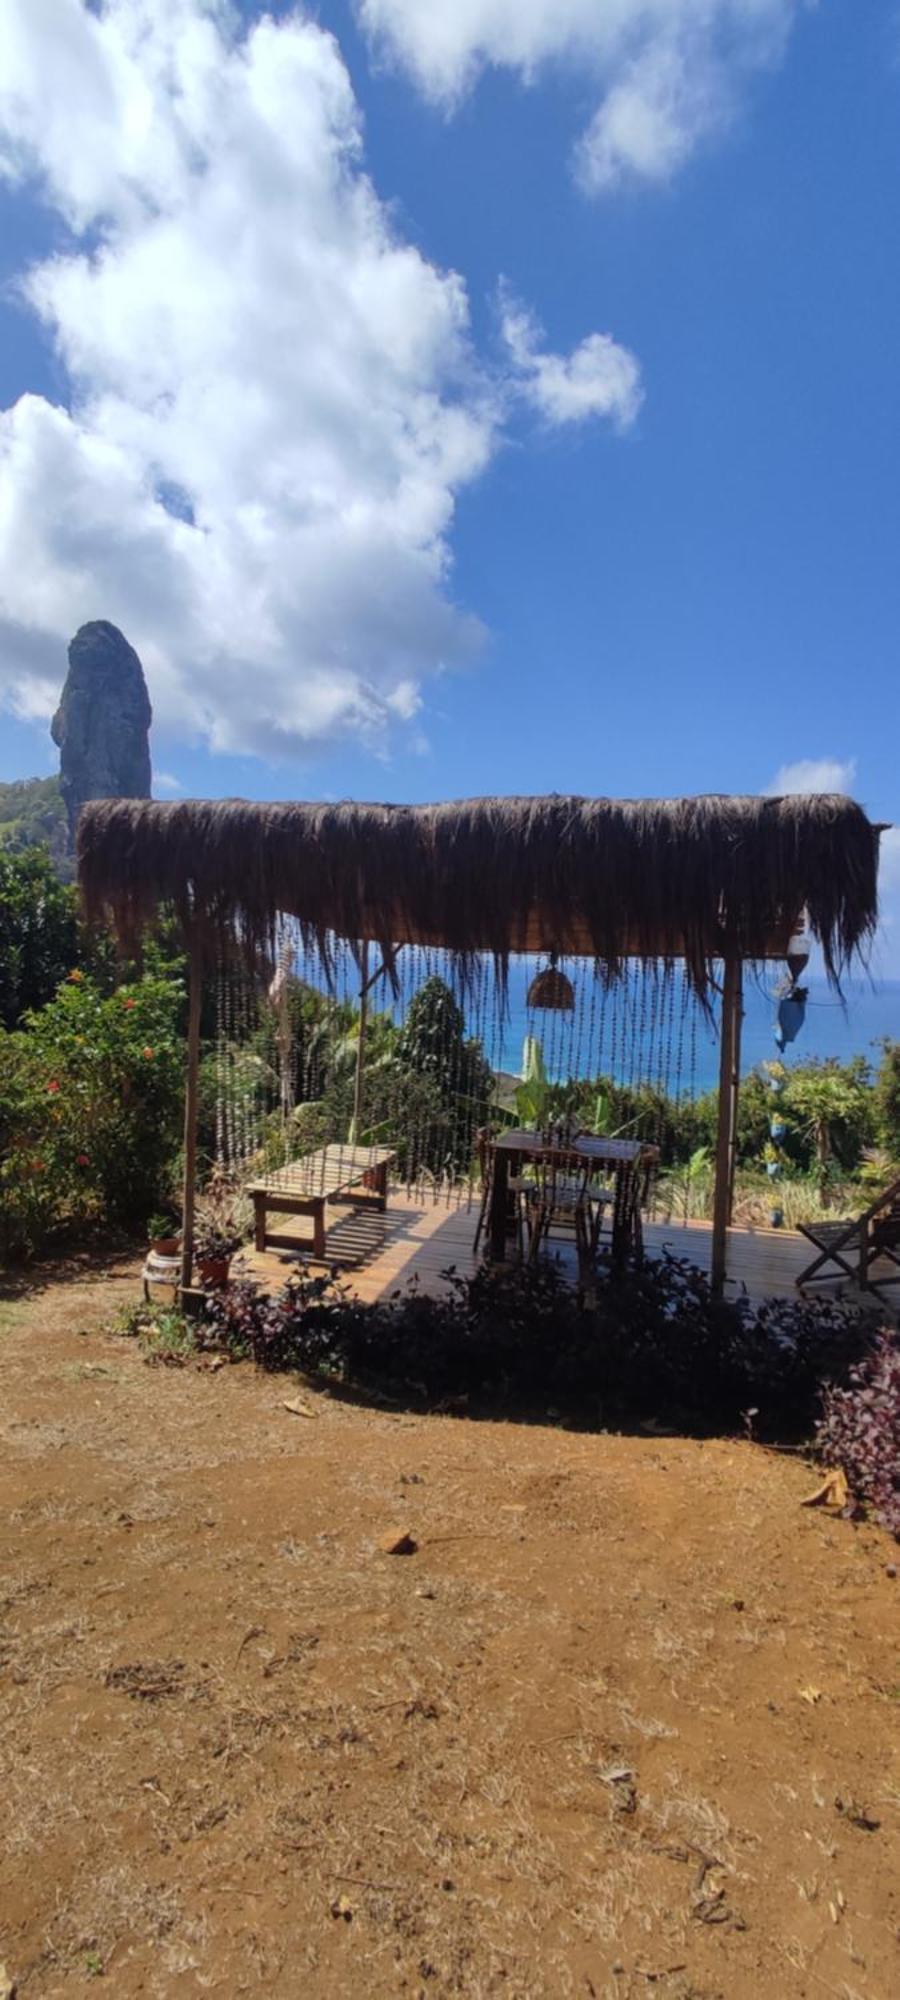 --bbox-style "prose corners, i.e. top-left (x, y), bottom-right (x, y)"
top-left (236, 1185), bottom-right (892, 1307)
